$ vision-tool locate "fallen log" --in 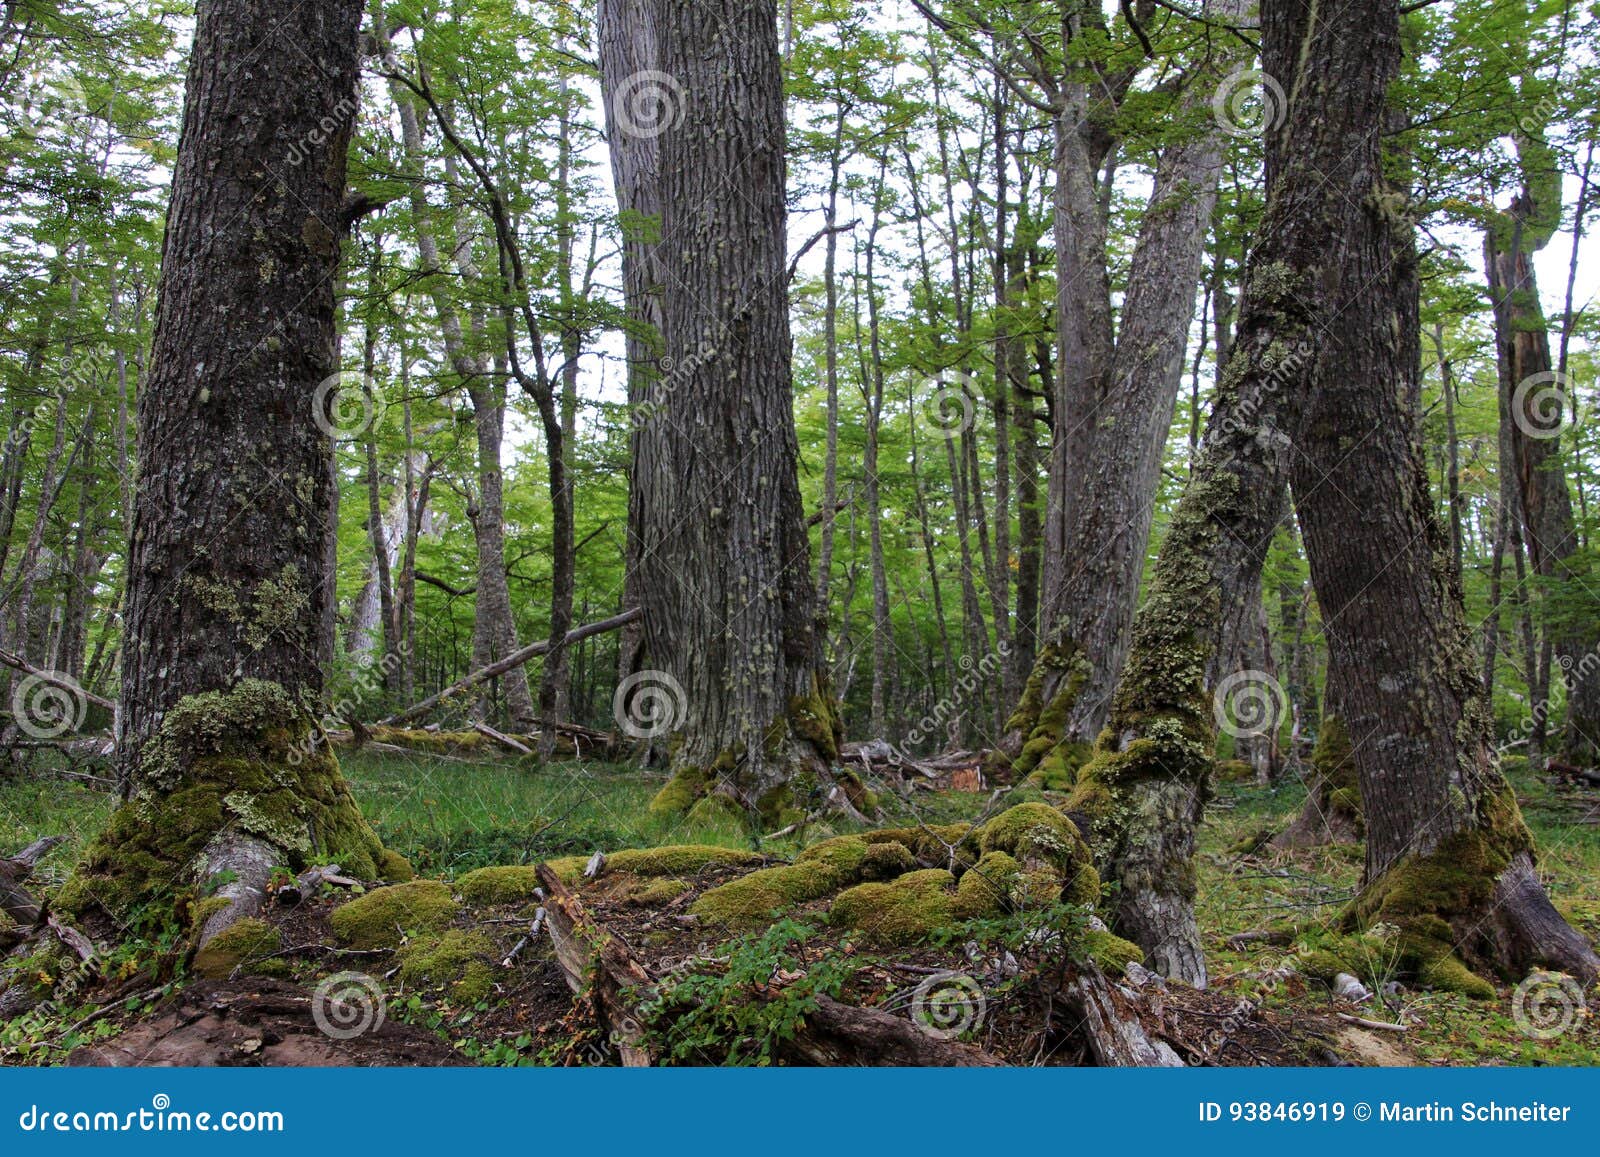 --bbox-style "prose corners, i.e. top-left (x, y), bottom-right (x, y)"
top-left (472, 721), bottom-right (533, 756)
top-left (537, 862), bottom-right (655, 1067)
top-left (381, 608), bottom-right (641, 727)
top-left (780, 995), bottom-right (1003, 1066)
top-left (0, 836), bottom-right (64, 925)
top-left (1063, 965), bottom-right (1184, 1068)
